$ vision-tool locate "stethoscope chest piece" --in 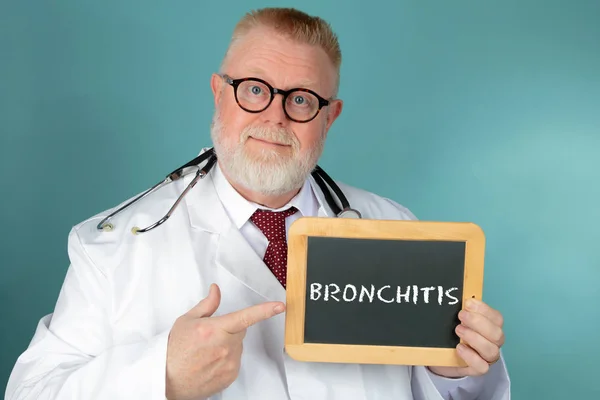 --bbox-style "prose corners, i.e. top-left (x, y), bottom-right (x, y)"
top-left (337, 208), bottom-right (362, 219)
